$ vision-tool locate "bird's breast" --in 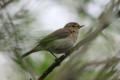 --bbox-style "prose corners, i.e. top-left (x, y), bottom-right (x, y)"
top-left (54, 36), bottom-right (75, 48)
top-left (47, 33), bottom-right (77, 53)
